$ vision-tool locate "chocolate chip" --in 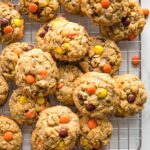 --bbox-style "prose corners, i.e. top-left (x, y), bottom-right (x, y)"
top-left (59, 128), bottom-right (68, 138)
top-left (39, 30), bottom-right (47, 38)
top-left (1, 18), bottom-right (9, 26)
top-left (85, 104), bottom-right (95, 111)
top-left (127, 94), bottom-right (136, 103)
top-left (44, 25), bottom-right (49, 32)
top-left (77, 93), bottom-right (84, 101)
top-left (27, 45), bottom-right (34, 50)
top-left (122, 17), bottom-right (130, 27)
